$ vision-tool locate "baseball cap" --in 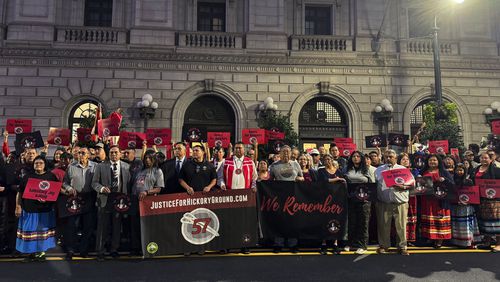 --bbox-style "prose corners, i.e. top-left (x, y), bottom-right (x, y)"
top-left (94, 142), bottom-right (105, 149)
top-left (310, 149), bottom-right (320, 155)
top-left (464, 150), bottom-right (474, 156)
